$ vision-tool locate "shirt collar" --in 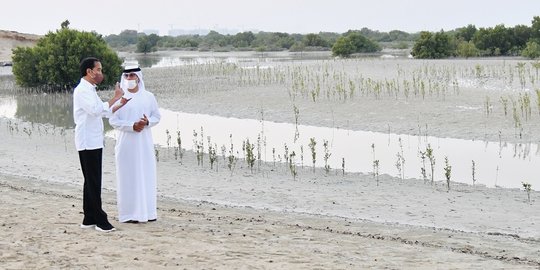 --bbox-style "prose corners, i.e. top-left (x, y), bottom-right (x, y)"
top-left (81, 77), bottom-right (97, 89)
